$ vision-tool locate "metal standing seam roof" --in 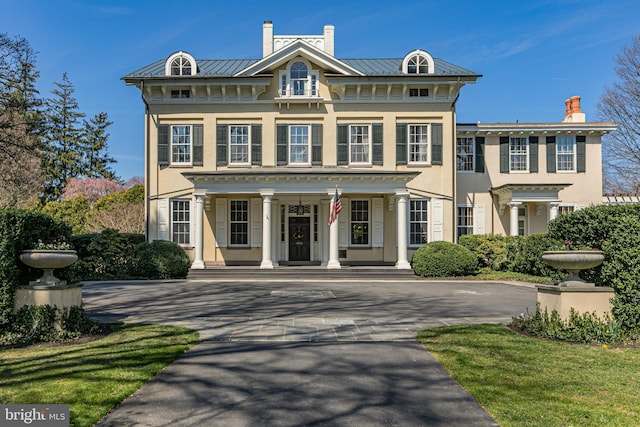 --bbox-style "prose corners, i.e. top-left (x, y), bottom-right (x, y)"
top-left (122, 57), bottom-right (479, 79)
